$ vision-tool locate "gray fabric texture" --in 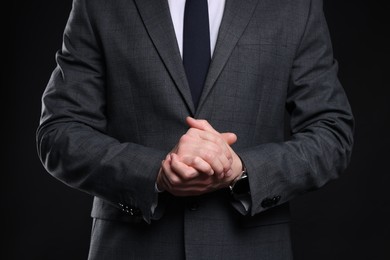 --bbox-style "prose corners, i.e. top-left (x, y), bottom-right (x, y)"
top-left (36, 0), bottom-right (354, 259)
